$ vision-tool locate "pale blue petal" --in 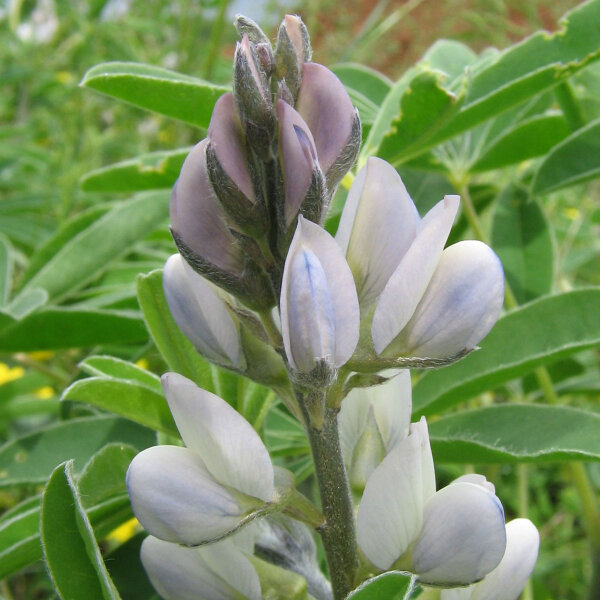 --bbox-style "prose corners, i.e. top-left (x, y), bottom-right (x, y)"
top-left (127, 446), bottom-right (243, 545)
top-left (161, 373), bottom-right (274, 502)
top-left (412, 481), bottom-right (506, 586)
top-left (393, 240), bottom-right (504, 358)
top-left (163, 254), bottom-right (242, 367)
top-left (141, 536), bottom-right (261, 600)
